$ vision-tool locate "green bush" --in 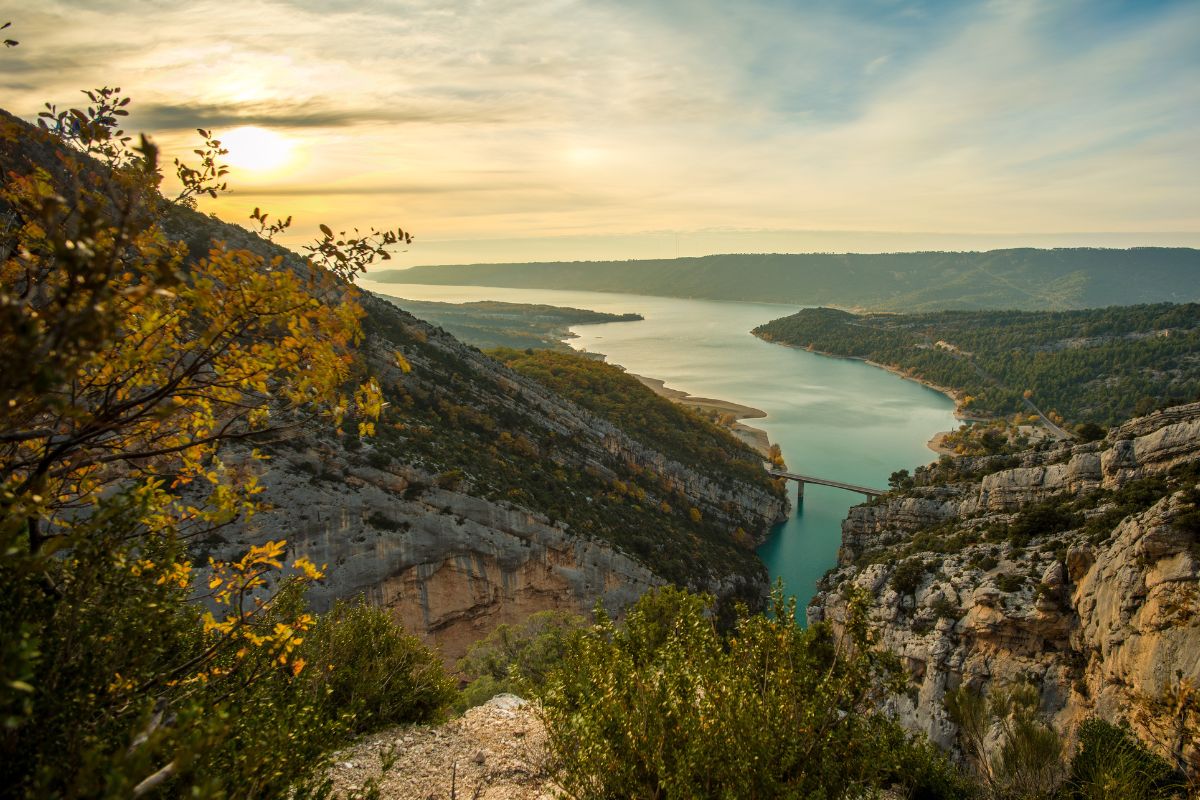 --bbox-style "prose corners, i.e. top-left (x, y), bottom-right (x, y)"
top-left (892, 557), bottom-right (930, 595)
top-left (1007, 503), bottom-right (1081, 546)
top-left (1064, 719), bottom-right (1185, 800)
top-left (535, 585), bottom-right (970, 799)
top-left (456, 610), bottom-right (583, 710)
top-left (947, 682), bottom-right (1071, 800)
top-left (996, 573), bottom-right (1026, 593)
top-left (0, 496), bottom-right (453, 799)
top-left (932, 596), bottom-right (962, 620)
top-left (299, 599), bottom-right (456, 734)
